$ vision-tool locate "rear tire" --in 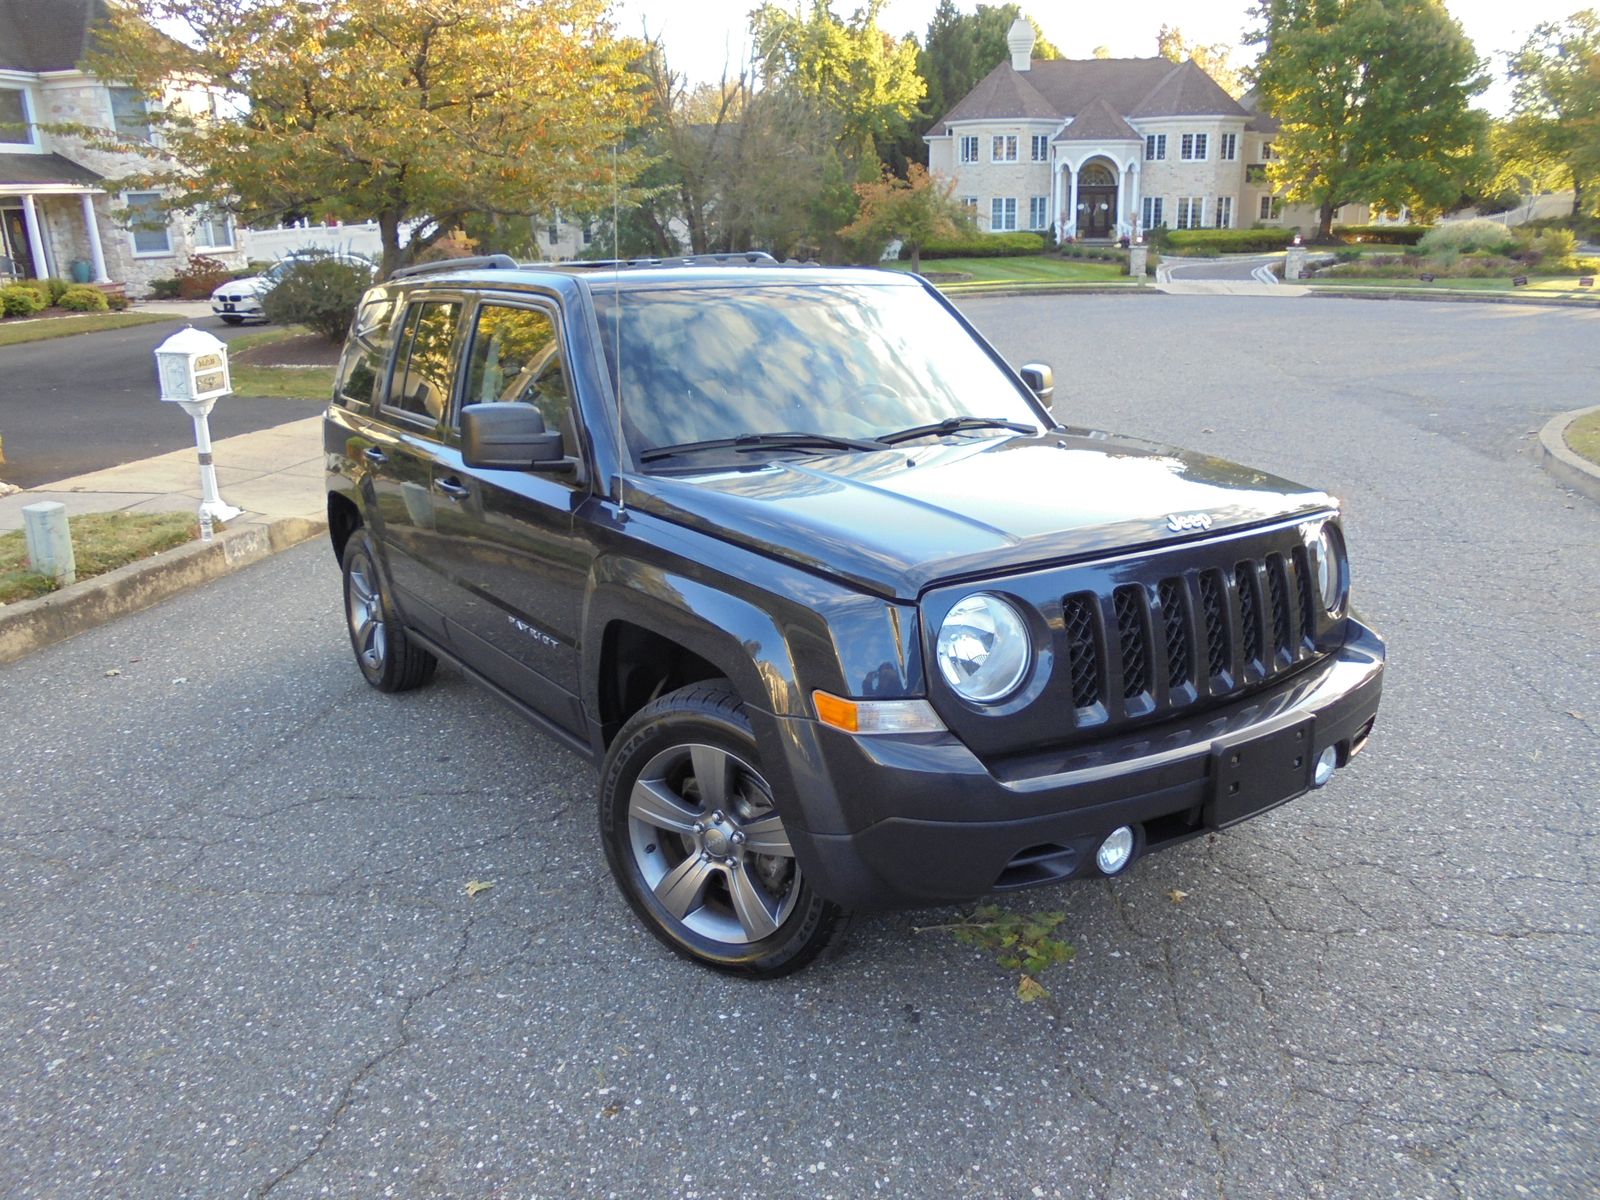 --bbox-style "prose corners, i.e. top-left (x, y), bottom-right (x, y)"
top-left (341, 528), bottom-right (436, 692)
top-left (599, 684), bottom-right (848, 976)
